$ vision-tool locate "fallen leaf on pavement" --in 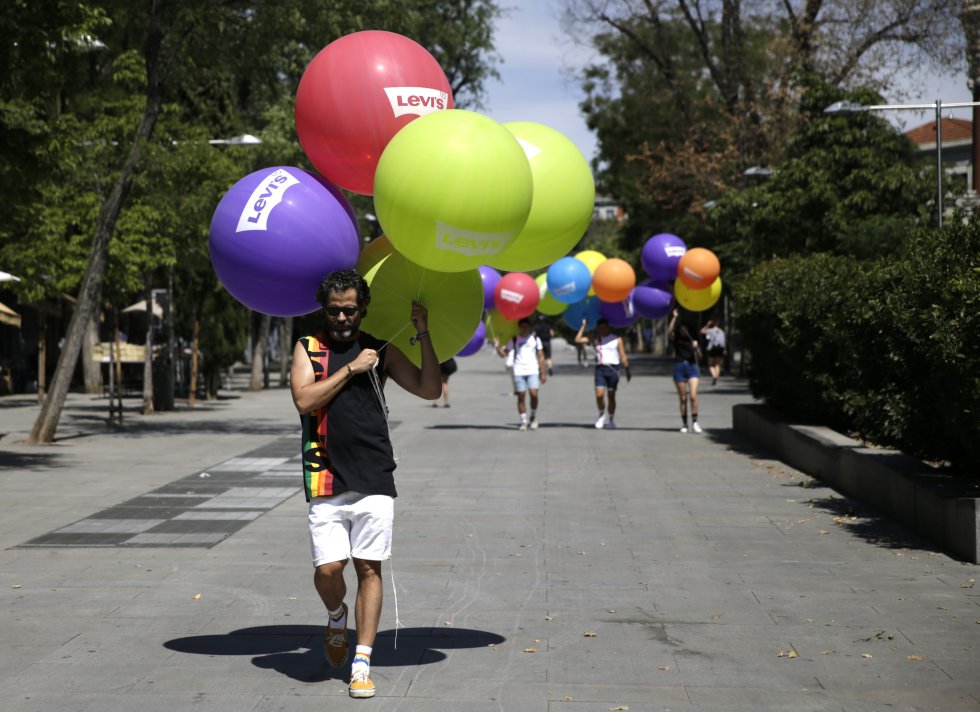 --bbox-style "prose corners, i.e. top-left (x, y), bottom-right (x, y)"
top-left (657, 665), bottom-right (670, 670)
top-left (861, 653), bottom-right (873, 659)
top-left (609, 707), bottom-right (629, 711)
top-left (193, 593), bottom-right (202, 600)
top-left (584, 631), bottom-right (598, 637)
top-left (523, 647), bottom-right (537, 653)
top-left (907, 655), bottom-right (925, 661)
top-left (962, 579), bottom-right (976, 589)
